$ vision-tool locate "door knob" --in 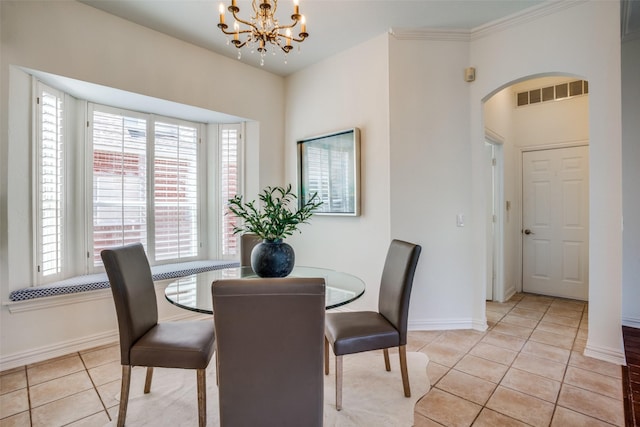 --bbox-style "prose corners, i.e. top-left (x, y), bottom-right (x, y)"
top-left (523, 229), bottom-right (534, 235)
